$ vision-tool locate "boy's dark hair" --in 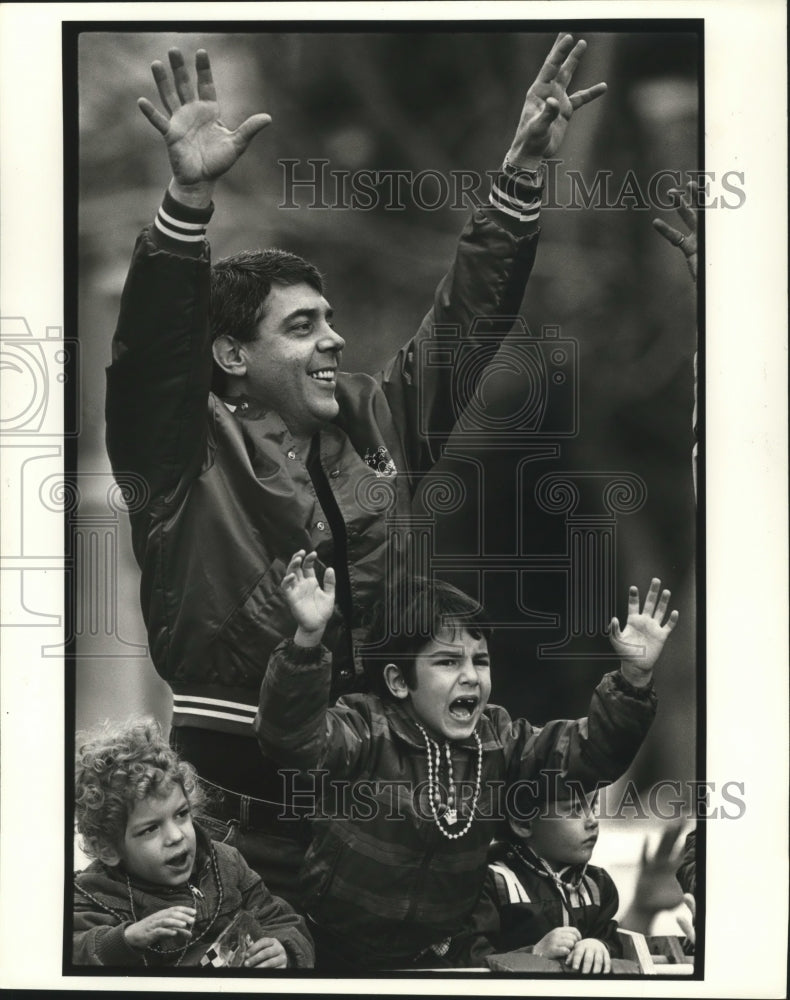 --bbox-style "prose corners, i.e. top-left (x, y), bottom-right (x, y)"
top-left (507, 771), bottom-right (602, 829)
top-left (209, 248), bottom-right (324, 392)
top-left (361, 576), bottom-right (492, 700)
top-left (74, 717), bottom-right (204, 860)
